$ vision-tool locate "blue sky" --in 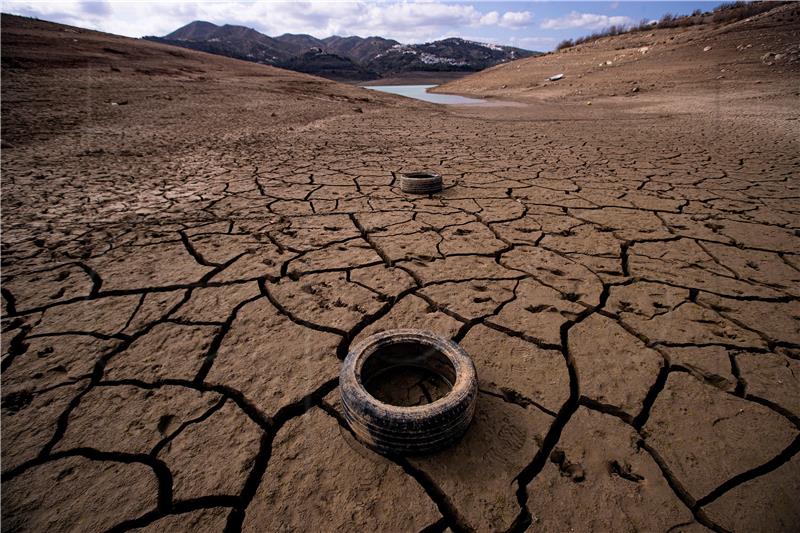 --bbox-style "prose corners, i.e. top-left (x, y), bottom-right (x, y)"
top-left (3, 1), bottom-right (724, 51)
